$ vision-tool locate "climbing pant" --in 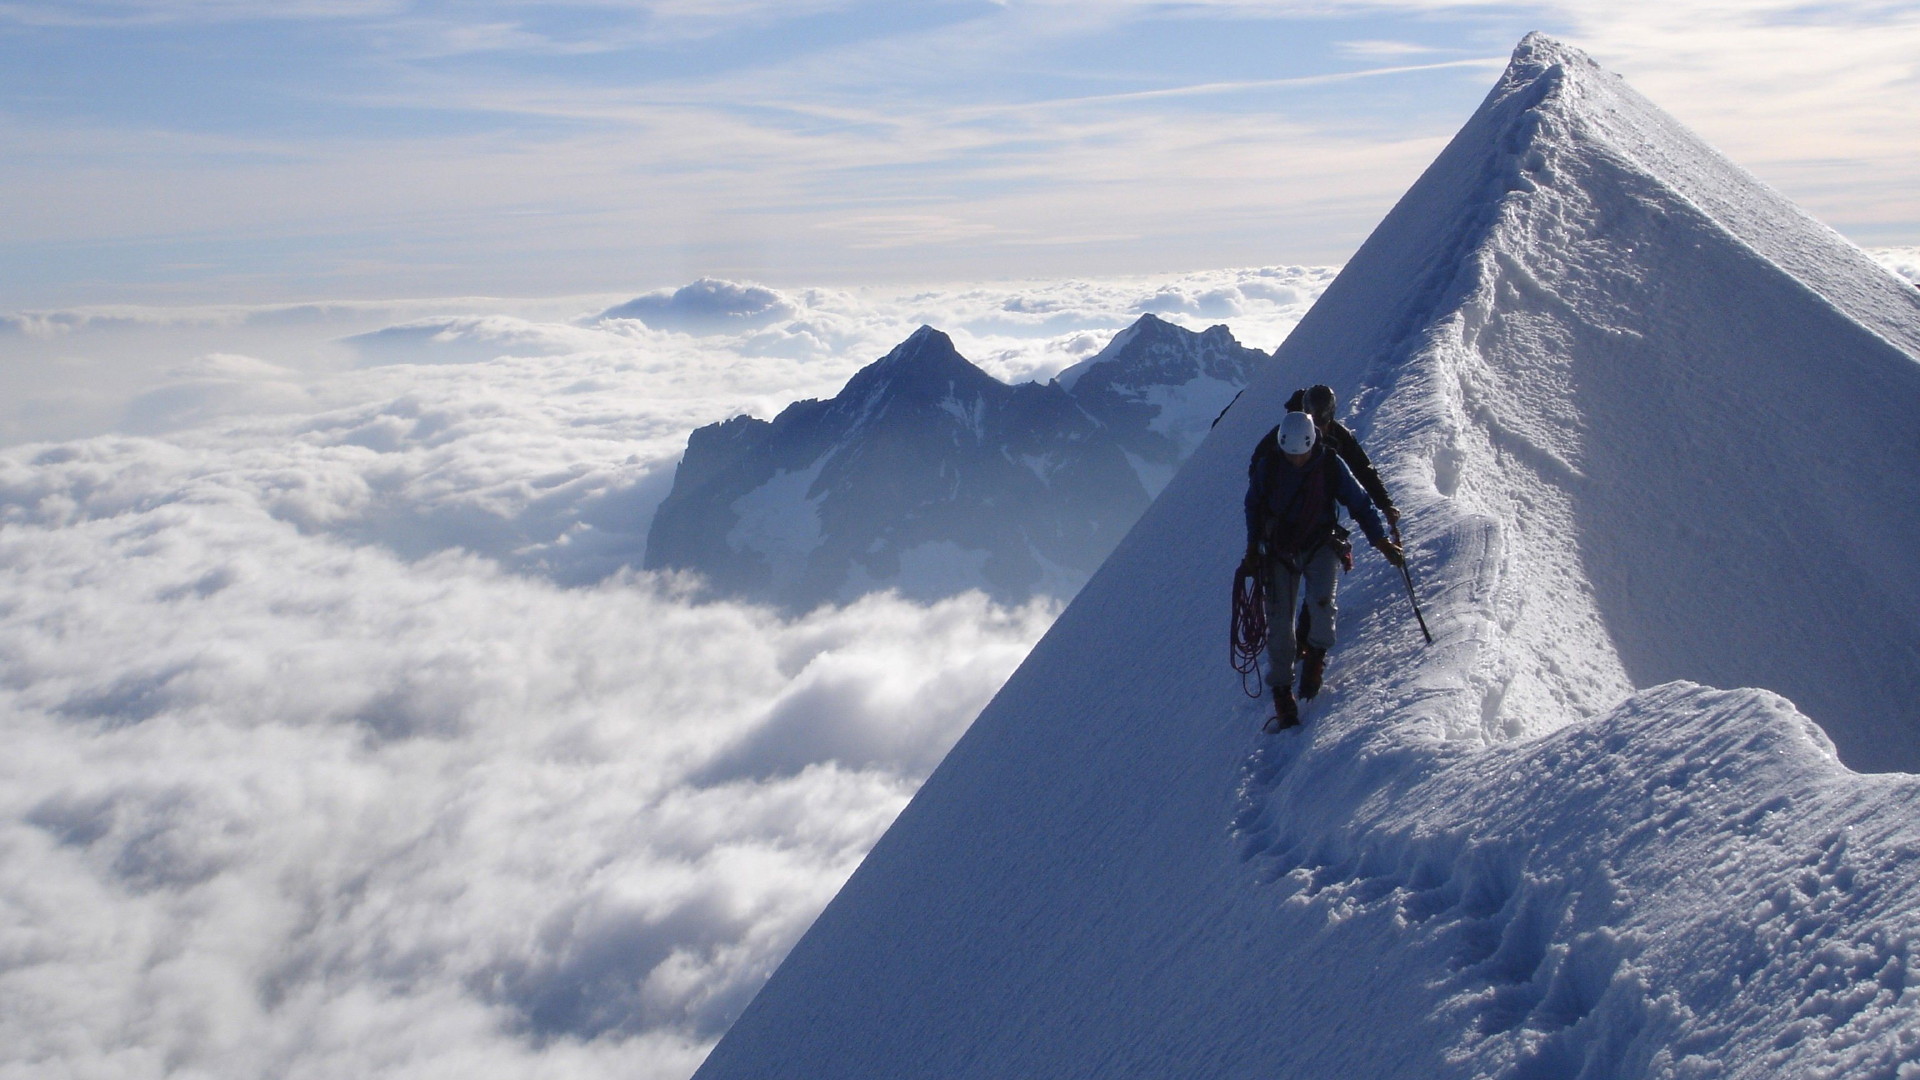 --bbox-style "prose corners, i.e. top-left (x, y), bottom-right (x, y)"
top-left (1264, 543), bottom-right (1341, 691)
